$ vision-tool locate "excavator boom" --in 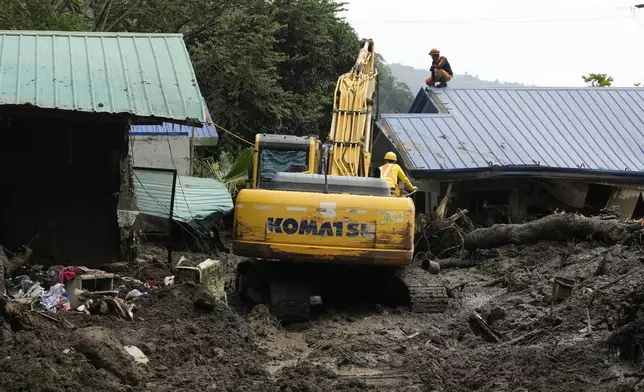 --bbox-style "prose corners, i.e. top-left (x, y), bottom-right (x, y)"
top-left (327, 39), bottom-right (377, 178)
